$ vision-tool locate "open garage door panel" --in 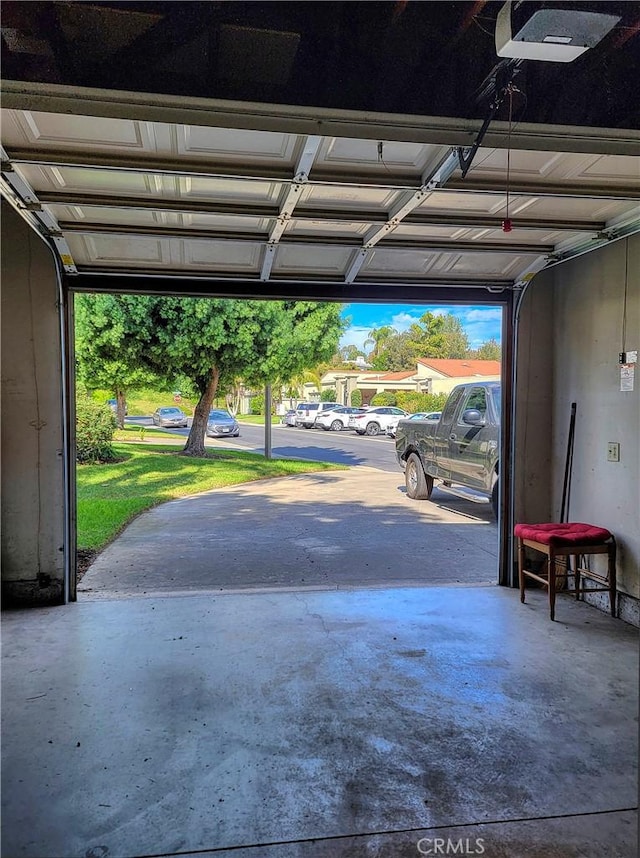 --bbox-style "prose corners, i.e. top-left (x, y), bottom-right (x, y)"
top-left (1, 96), bottom-right (639, 294)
